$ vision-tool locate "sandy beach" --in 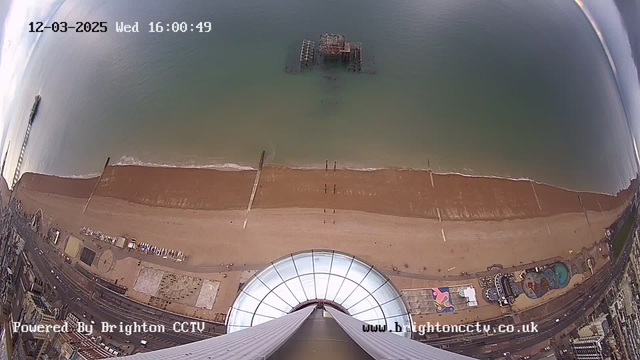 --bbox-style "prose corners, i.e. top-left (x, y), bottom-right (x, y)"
top-left (14, 165), bottom-right (632, 272)
top-left (19, 165), bottom-right (635, 221)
